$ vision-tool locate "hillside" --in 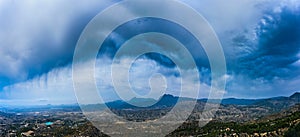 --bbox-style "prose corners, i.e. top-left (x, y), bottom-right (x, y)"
top-left (2, 92), bottom-right (300, 136)
top-left (169, 104), bottom-right (300, 137)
